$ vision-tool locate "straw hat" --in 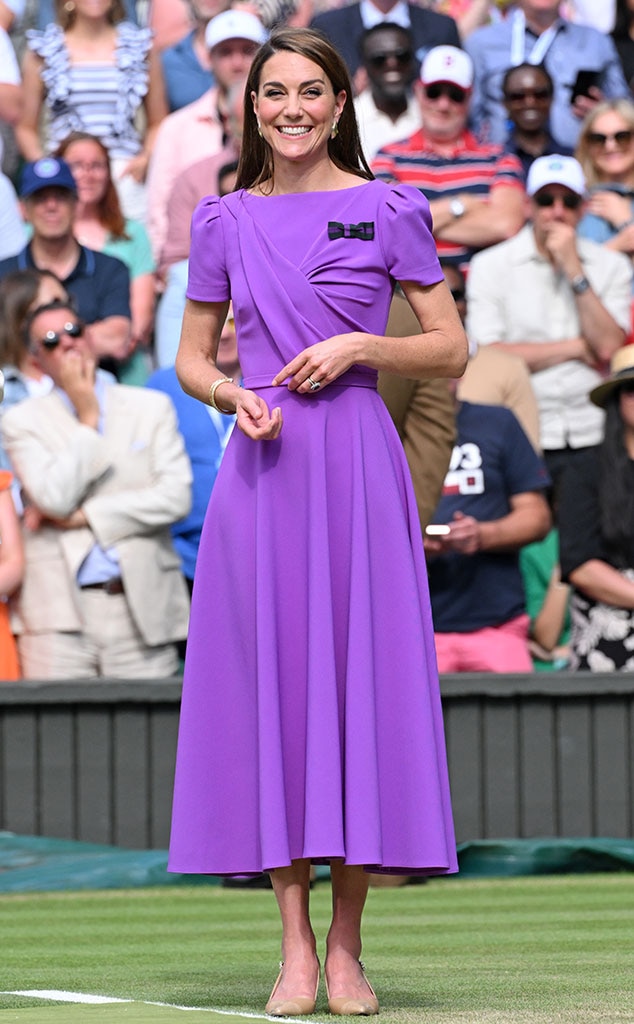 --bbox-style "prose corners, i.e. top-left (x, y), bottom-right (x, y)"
top-left (589, 345), bottom-right (634, 407)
